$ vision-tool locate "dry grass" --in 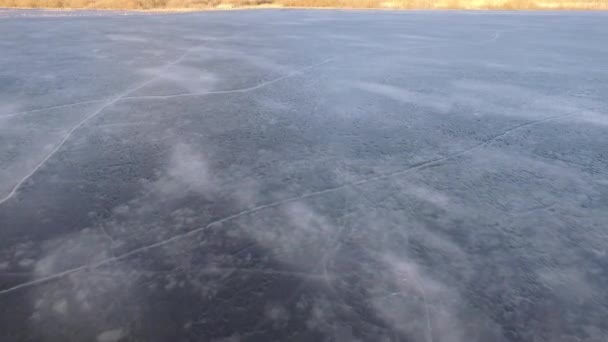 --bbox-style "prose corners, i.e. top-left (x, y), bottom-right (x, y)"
top-left (0, 0), bottom-right (606, 10)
